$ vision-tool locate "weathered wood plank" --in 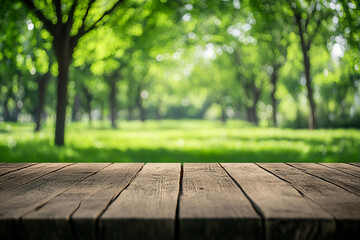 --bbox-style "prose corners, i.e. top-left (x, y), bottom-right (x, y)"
top-left (100, 163), bottom-right (181, 240)
top-left (288, 163), bottom-right (360, 195)
top-left (179, 163), bottom-right (261, 240)
top-left (0, 163), bottom-right (37, 176)
top-left (0, 163), bottom-right (72, 193)
top-left (0, 162), bottom-right (359, 240)
top-left (0, 163), bottom-right (109, 239)
top-left (21, 163), bottom-right (143, 240)
top-left (319, 163), bottom-right (360, 178)
top-left (259, 163), bottom-right (360, 239)
top-left (221, 163), bottom-right (335, 240)
top-left (349, 163), bottom-right (360, 167)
